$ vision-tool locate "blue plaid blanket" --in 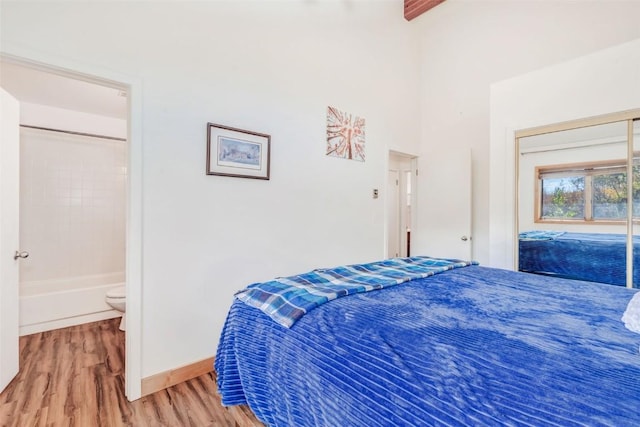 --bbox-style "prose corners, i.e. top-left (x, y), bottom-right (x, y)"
top-left (235, 256), bottom-right (477, 328)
